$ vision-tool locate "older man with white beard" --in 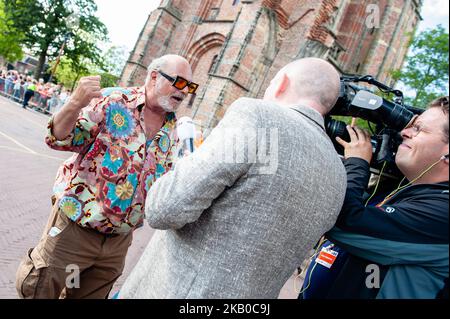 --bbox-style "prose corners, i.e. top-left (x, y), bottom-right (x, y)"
top-left (15, 54), bottom-right (198, 299)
